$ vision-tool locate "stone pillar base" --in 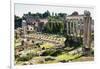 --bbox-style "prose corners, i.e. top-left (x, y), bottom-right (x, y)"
top-left (82, 47), bottom-right (92, 56)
